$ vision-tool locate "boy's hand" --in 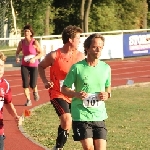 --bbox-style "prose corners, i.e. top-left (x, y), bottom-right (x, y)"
top-left (15, 116), bottom-right (23, 126)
